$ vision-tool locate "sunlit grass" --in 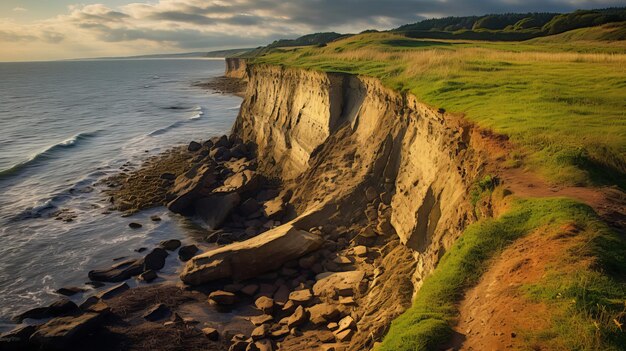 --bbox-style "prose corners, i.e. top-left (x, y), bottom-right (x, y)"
top-left (377, 195), bottom-right (626, 350)
top-left (252, 32), bottom-right (626, 188)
